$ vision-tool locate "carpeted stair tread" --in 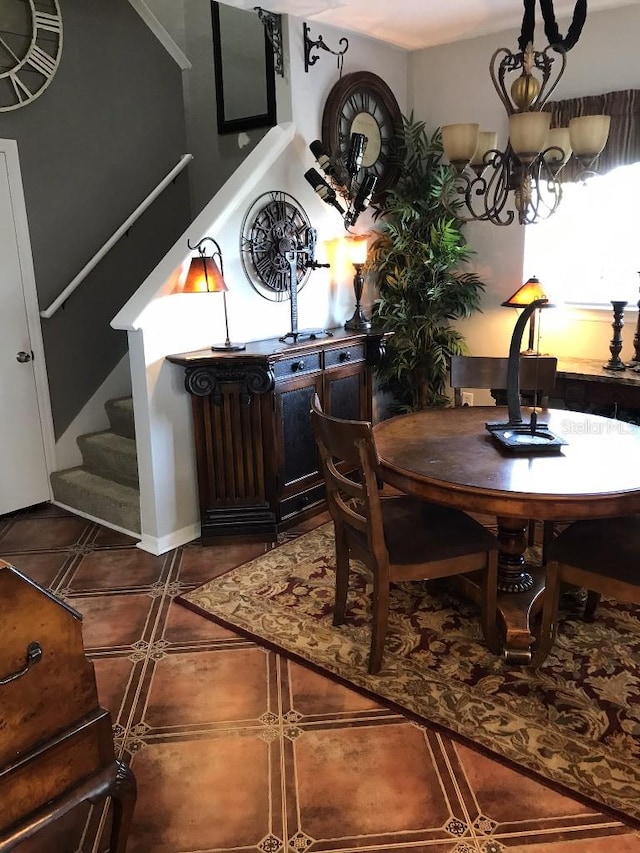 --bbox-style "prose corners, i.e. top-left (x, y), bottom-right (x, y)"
top-left (105, 396), bottom-right (135, 440)
top-left (51, 468), bottom-right (140, 533)
top-left (78, 430), bottom-right (138, 488)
